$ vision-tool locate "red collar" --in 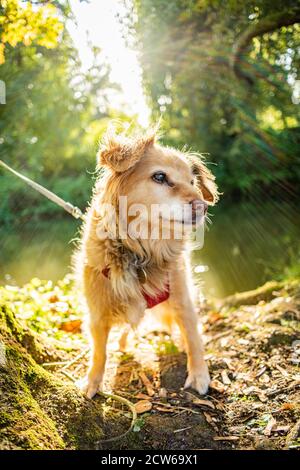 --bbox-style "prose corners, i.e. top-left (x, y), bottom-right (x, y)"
top-left (101, 266), bottom-right (169, 309)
